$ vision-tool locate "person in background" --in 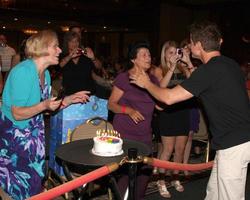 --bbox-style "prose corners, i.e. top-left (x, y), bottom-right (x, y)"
top-left (0, 66), bottom-right (3, 95)
top-left (69, 24), bottom-right (108, 86)
top-left (0, 30), bottom-right (89, 199)
top-left (60, 30), bottom-right (110, 101)
top-left (92, 58), bottom-right (113, 99)
top-left (150, 40), bottom-right (191, 198)
top-left (130, 21), bottom-right (250, 200)
top-left (179, 38), bottom-right (201, 178)
top-left (59, 31), bottom-right (96, 95)
top-left (108, 41), bottom-right (160, 200)
top-left (69, 25), bottom-right (83, 42)
top-left (112, 57), bottom-right (125, 78)
top-left (69, 25), bottom-right (90, 55)
top-left (0, 34), bottom-right (16, 81)
top-left (104, 57), bottom-right (125, 81)
top-left (11, 39), bottom-right (27, 68)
